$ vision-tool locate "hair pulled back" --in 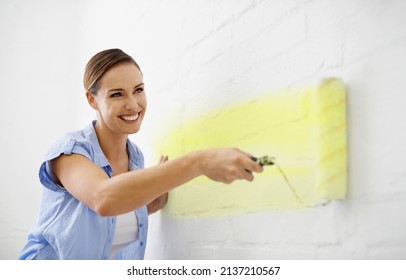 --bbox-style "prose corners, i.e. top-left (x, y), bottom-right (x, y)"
top-left (83, 48), bottom-right (141, 95)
